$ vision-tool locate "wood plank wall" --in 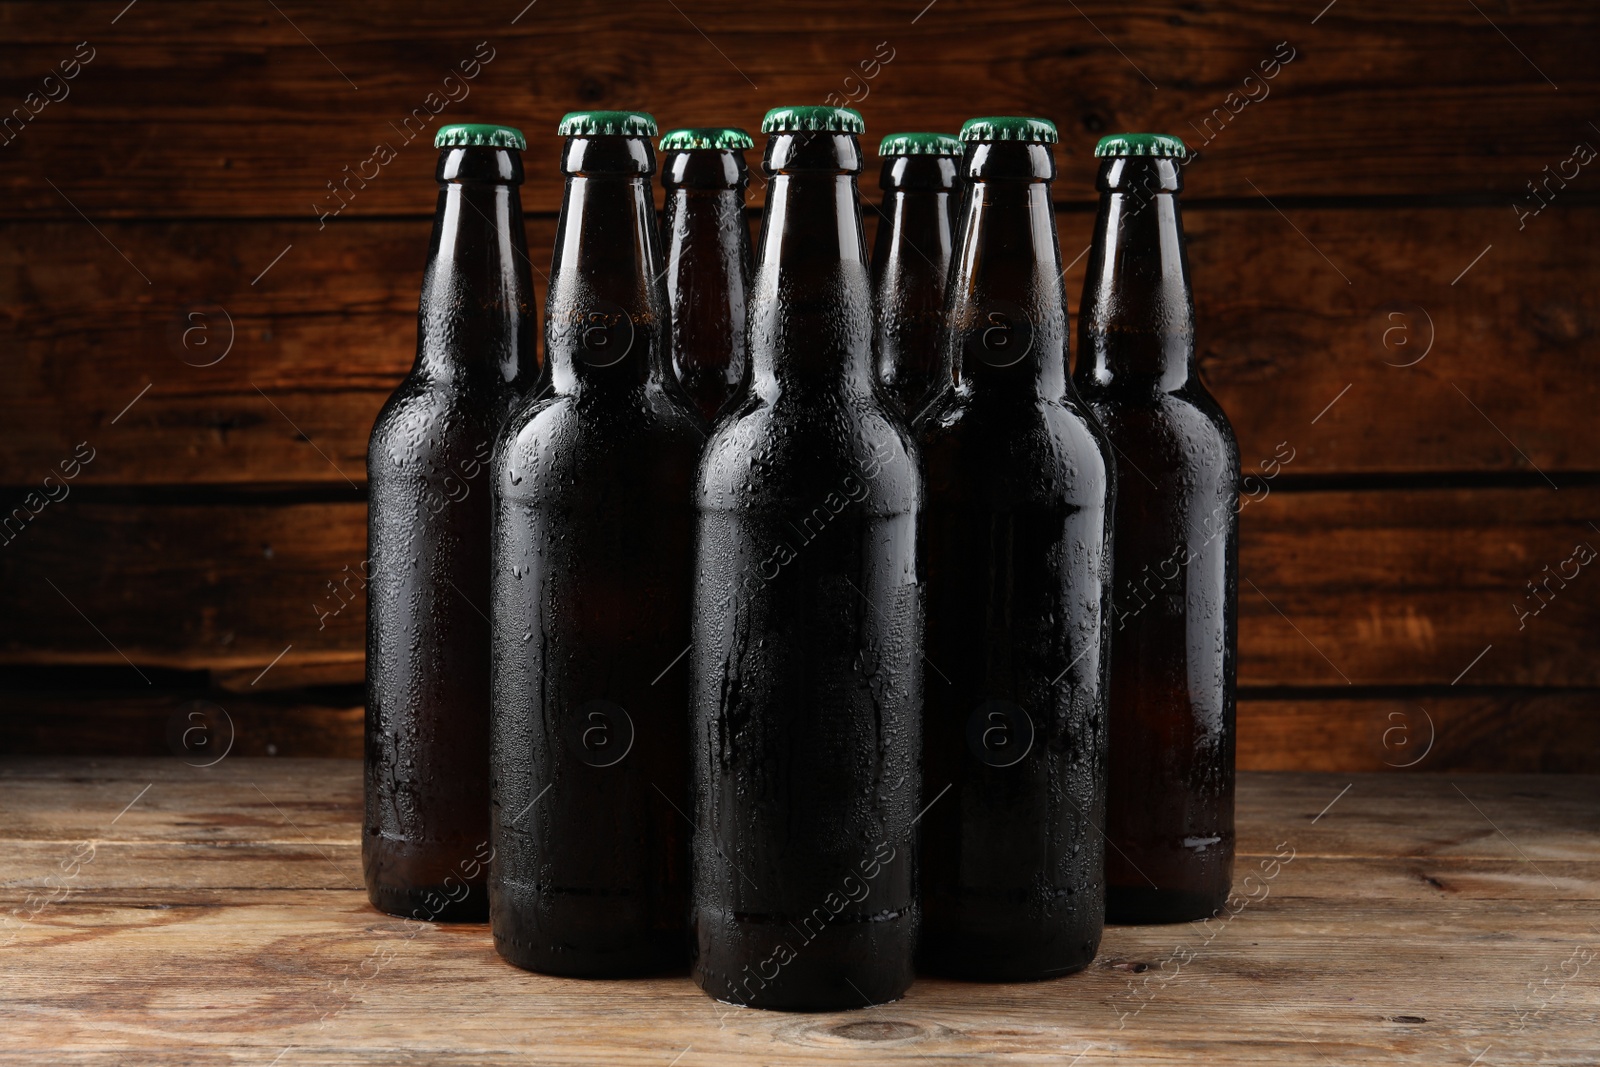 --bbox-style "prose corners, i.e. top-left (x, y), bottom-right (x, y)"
top-left (1, 1), bottom-right (1597, 770)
